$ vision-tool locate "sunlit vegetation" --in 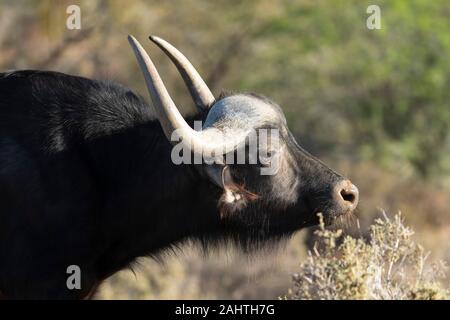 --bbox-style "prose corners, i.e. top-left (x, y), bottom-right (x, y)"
top-left (287, 213), bottom-right (449, 300)
top-left (1, 0), bottom-right (449, 299)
